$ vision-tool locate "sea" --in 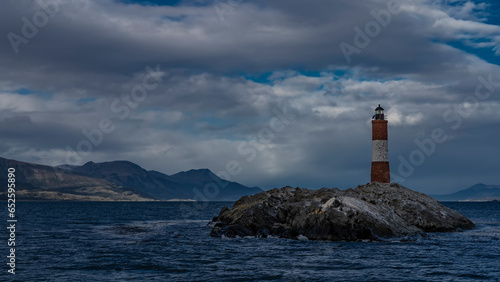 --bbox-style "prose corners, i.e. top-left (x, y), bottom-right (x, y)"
top-left (2, 201), bottom-right (500, 281)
